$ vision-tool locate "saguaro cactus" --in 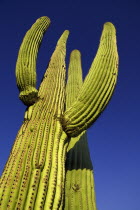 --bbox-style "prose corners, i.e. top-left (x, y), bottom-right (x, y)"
top-left (0, 16), bottom-right (118, 209)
